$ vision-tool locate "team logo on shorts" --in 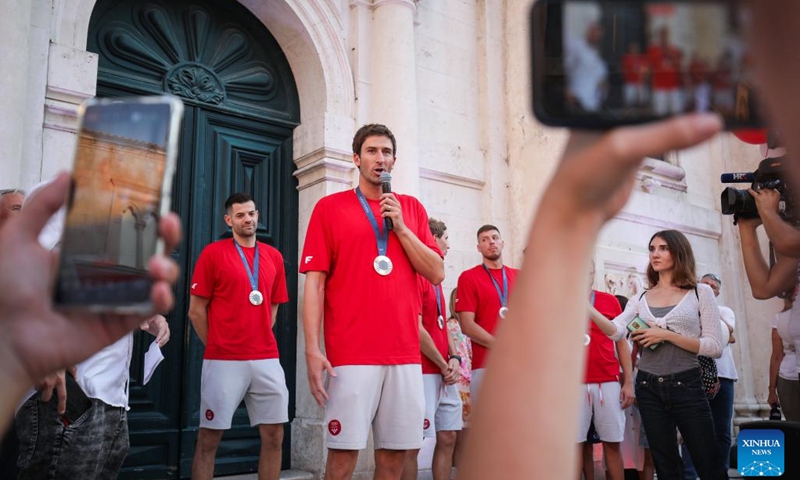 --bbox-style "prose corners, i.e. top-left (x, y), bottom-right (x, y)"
top-left (205, 409), bottom-right (215, 421)
top-left (328, 419), bottom-right (342, 436)
top-left (423, 419), bottom-right (431, 430)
